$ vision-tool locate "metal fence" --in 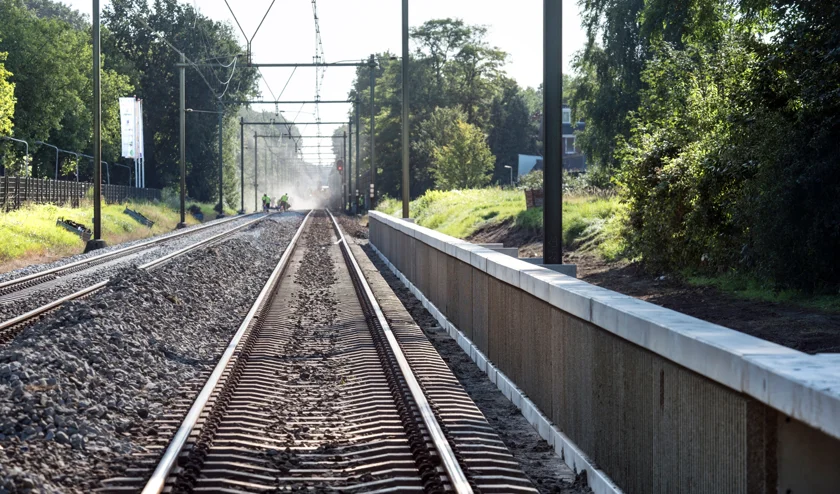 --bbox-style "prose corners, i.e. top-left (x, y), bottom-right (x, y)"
top-left (0, 176), bottom-right (162, 211)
